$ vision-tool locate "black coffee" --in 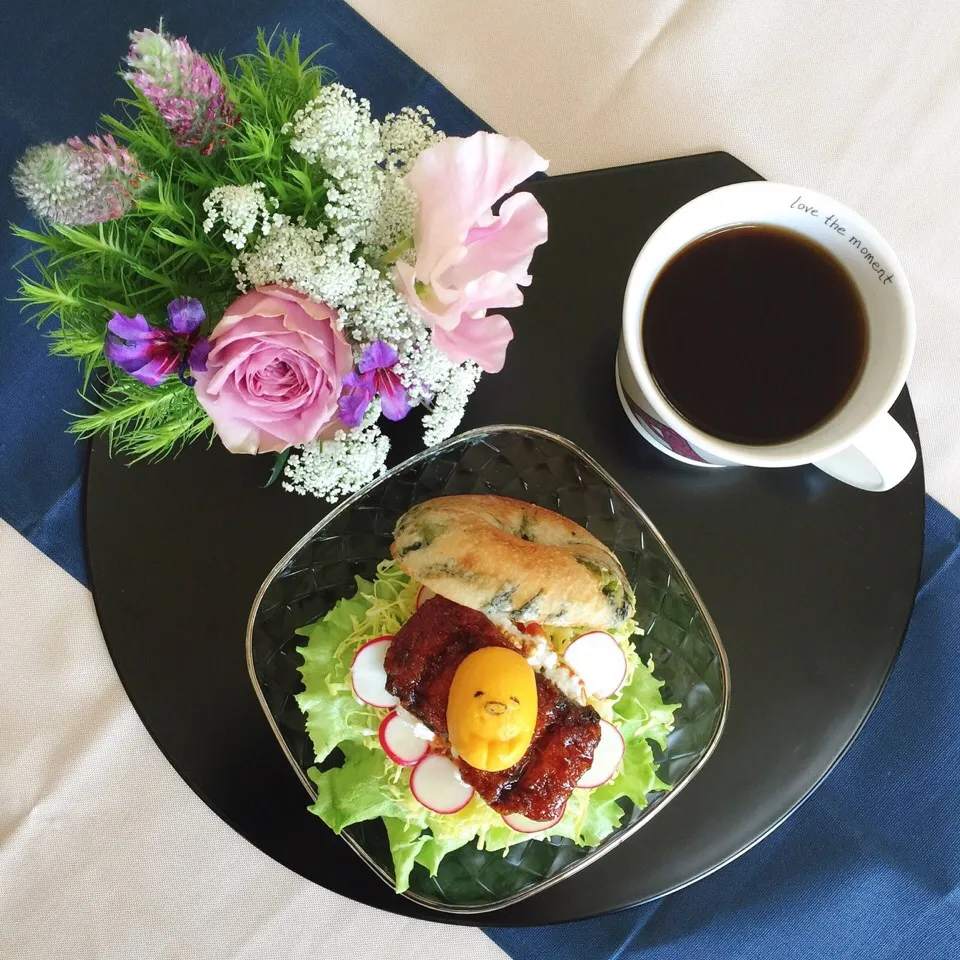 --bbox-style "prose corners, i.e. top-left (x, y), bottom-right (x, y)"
top-left (642, 225), bottom-right (867, 445)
